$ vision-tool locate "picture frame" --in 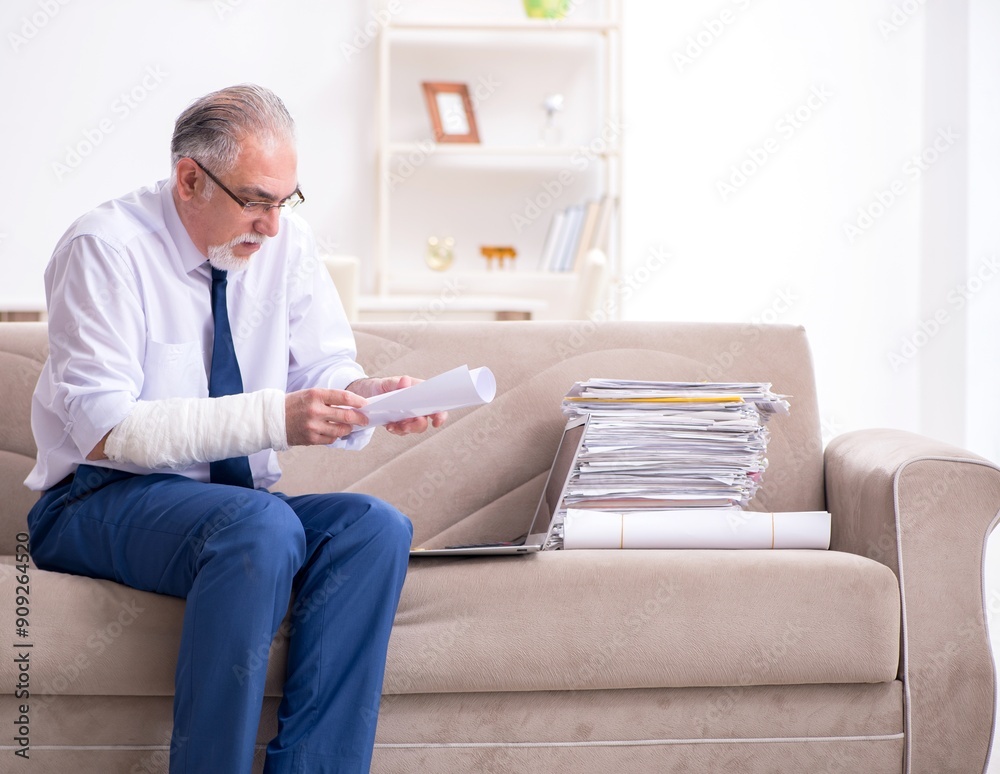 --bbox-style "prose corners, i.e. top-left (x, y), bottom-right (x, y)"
top-left (421, 82), bottom-right (480, 144)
